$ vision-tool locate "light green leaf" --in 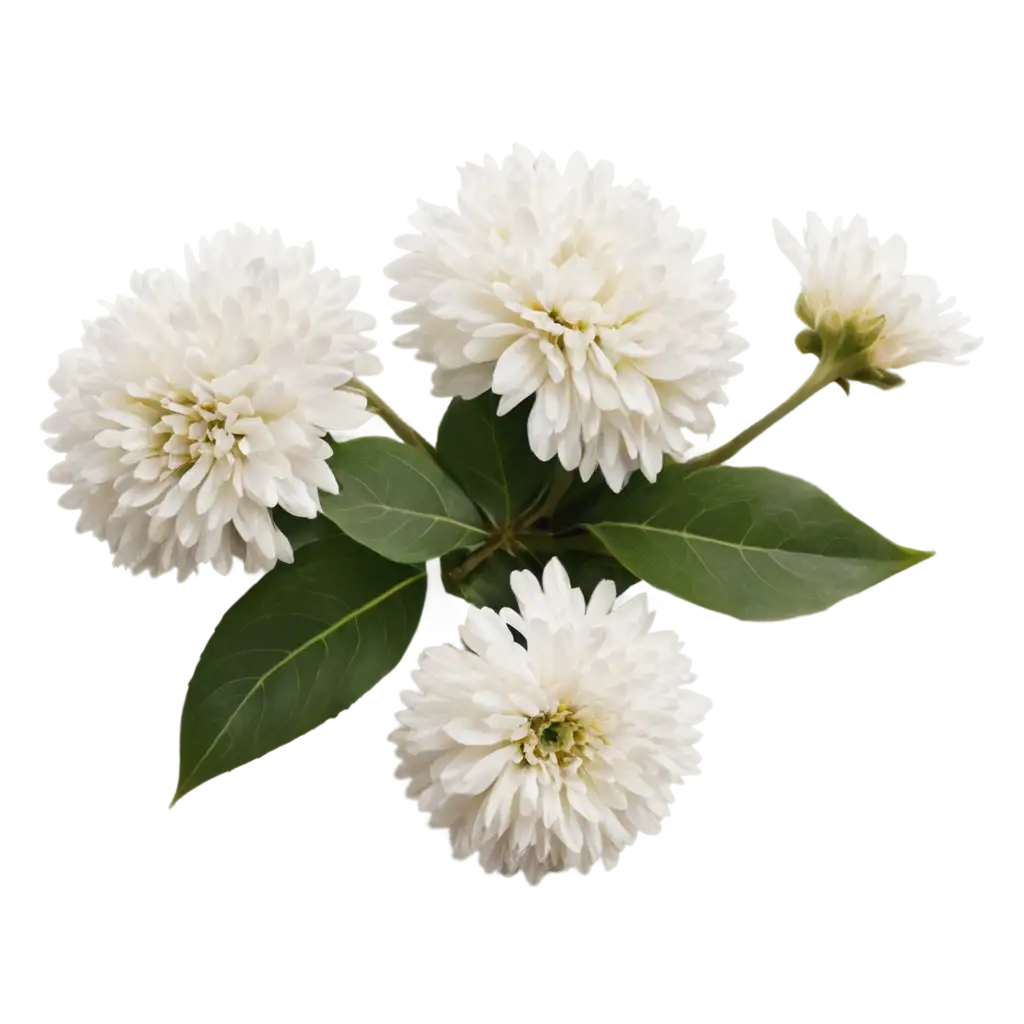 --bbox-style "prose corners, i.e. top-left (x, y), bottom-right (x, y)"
top-left (173, 534), bottom-right (426, 804)
top-left (436, 392), bottom-right (551, 527)
top-left (582, 465), bottom-right (931, 621)
top-left (322, 437), bottom-right (487, 563)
